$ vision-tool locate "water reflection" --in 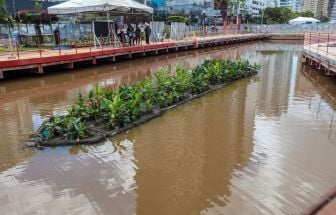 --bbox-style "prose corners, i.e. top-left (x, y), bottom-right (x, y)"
top-left (256, 51), bottom-right (297, 117)
top-left (0, 42), bottom-right (335, 214)
top-left (131, 78), bottom-right (257, 215)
